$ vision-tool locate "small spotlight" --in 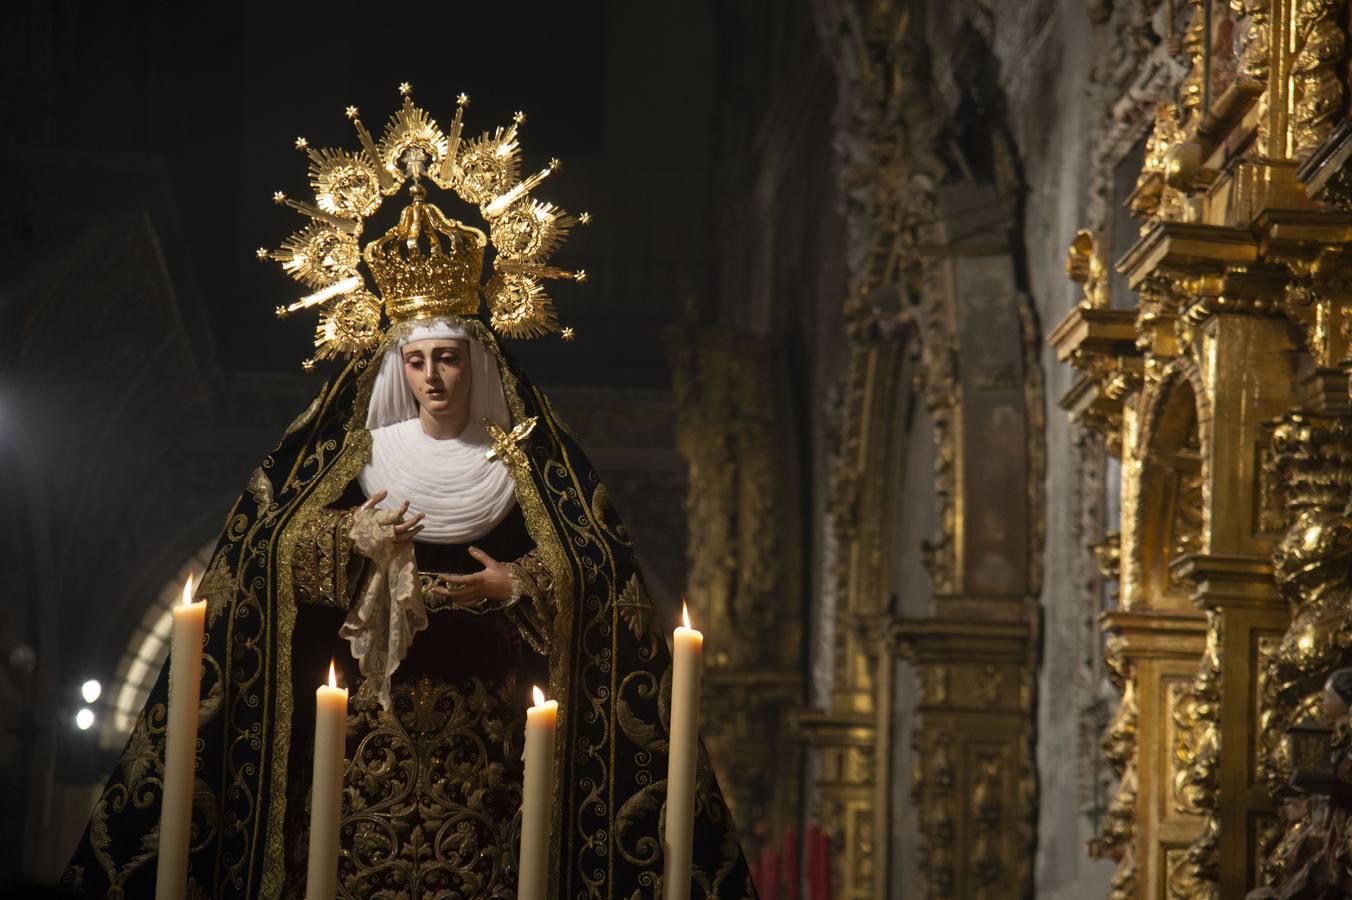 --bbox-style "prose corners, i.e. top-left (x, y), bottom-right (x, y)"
top-left (81, 679), bottom-right (102, 704)
top-left (75, 708), bottom-right (95, 731)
